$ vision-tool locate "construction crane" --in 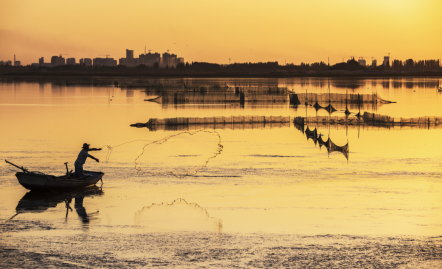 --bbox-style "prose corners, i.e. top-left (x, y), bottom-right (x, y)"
top-left (59, 54), bottom-right (68, 57)
top-left (98, 55), bottom-right (110, 58)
